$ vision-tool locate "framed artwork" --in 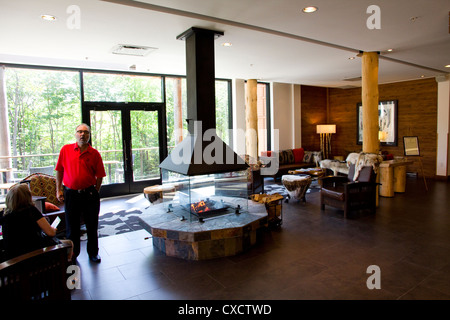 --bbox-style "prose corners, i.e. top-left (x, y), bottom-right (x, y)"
top-left (403, 136), bottom-right (420, 156)
top-left (357, 100), bottom-right (398, 146)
